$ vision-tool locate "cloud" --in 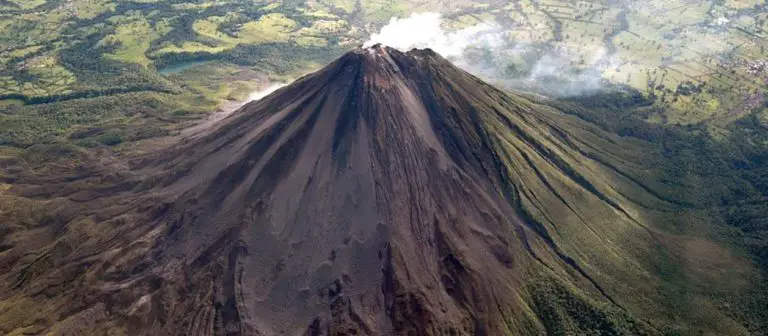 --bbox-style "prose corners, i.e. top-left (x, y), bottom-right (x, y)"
top-left (363, 12), bottom-right (499, 58)
top-left (247, 83), bottom-right (288, 102)
top-left (364, 12), bottom-right (618, 97)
